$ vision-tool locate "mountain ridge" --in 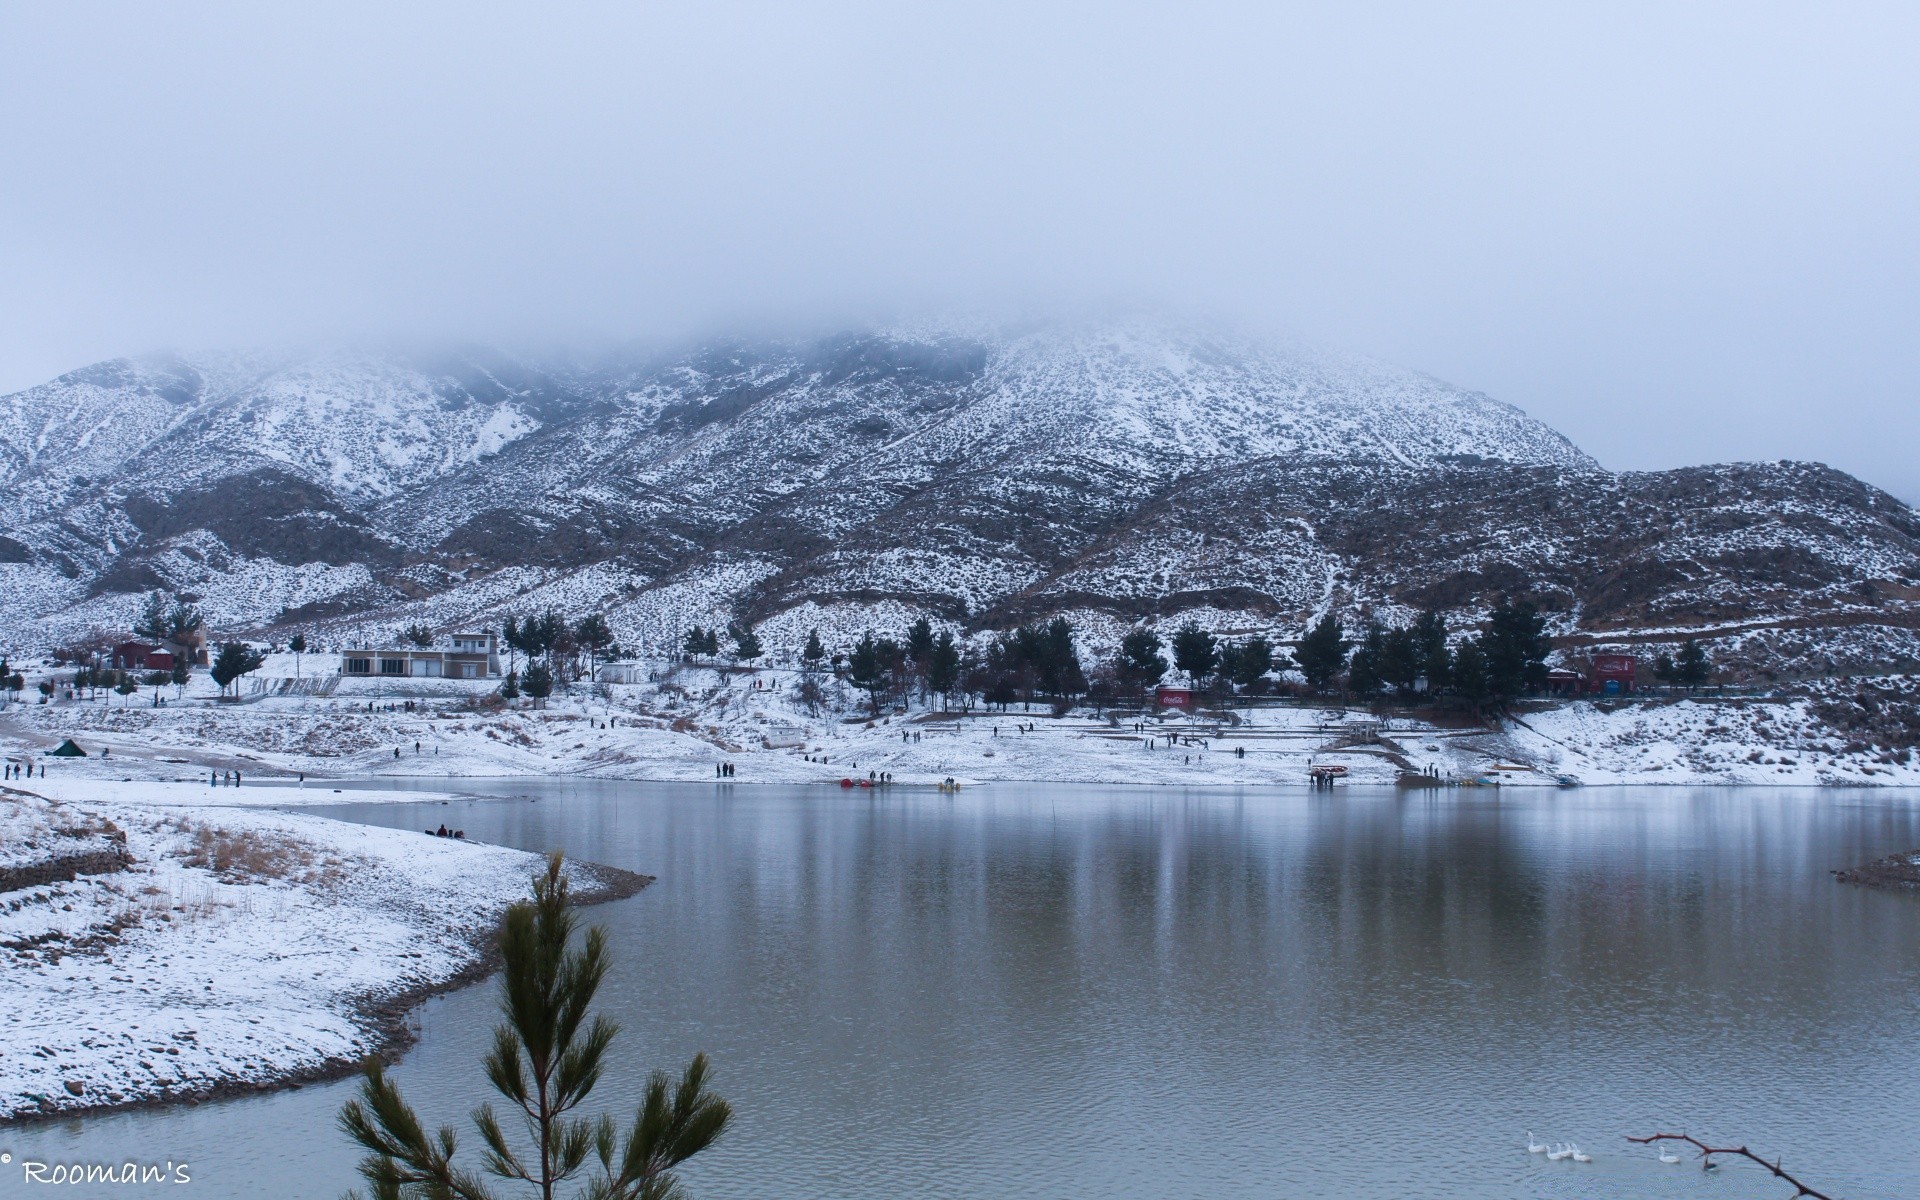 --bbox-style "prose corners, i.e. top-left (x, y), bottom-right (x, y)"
top-left (1, 321), bottom-right (1914, 682)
